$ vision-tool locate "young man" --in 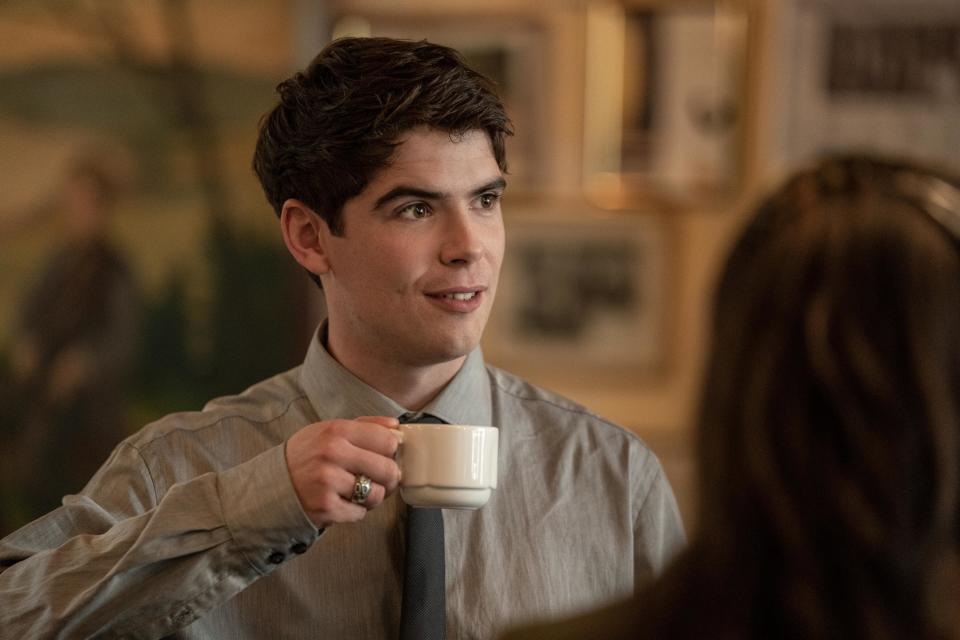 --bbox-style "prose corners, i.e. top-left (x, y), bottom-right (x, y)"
top-left (0, 38), bottom-right (684, 639)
